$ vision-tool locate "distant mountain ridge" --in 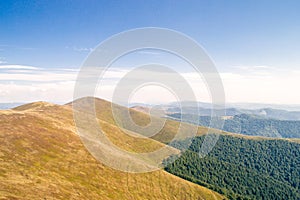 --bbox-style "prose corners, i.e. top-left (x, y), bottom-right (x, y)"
top-left (0, 103), bottom-right (24, 110)
top-left (129, 101), bottom-right (300, 120)
top-left (167, 101), bottom-right (300, 111)
top-left (165, 106), bottom-right (300, 121)
top-left (168, 113), bottom-right (300, 138)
